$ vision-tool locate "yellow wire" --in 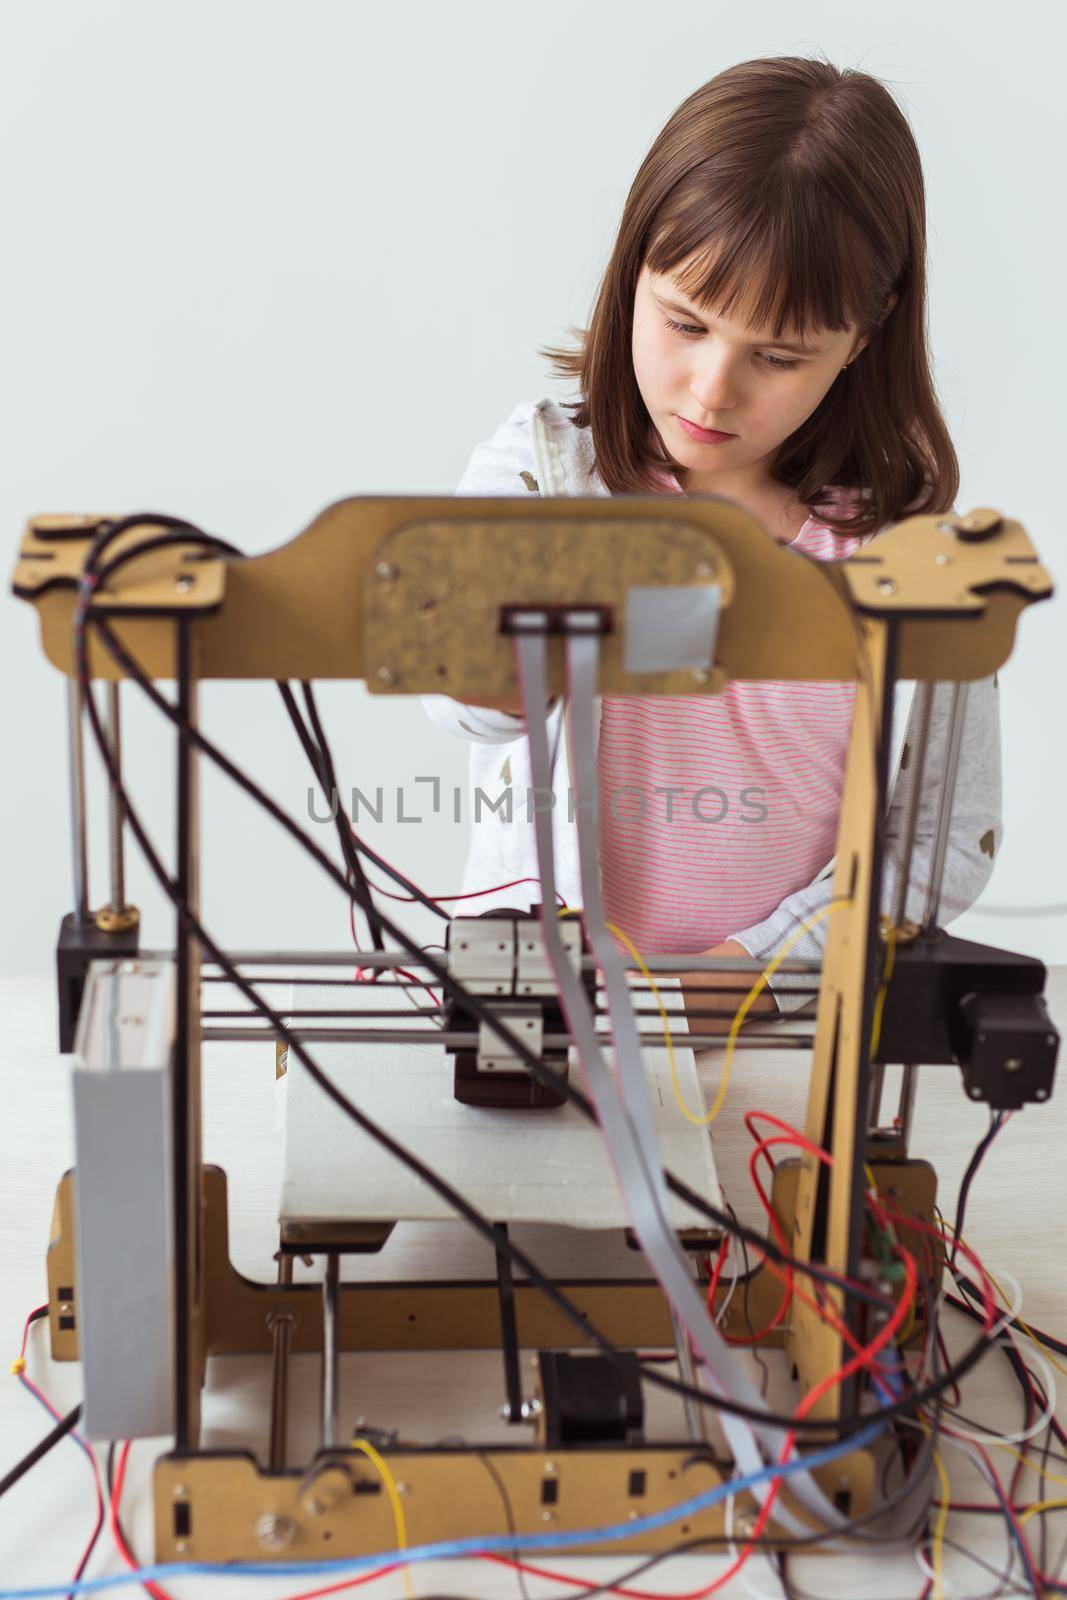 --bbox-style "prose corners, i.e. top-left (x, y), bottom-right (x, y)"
top-left (560, 900), bottom-right (895, 1128)
top-left (870, 915), bottom-right (896, 1059)
top-left (926, 1430), bottom-right (952, 1600)
top-left (1019, 1495), bottom-right (1067, 1526)
top-left (350, 1436), bottom-right (414, 1598)
top-left (696, 898), bottom-right (851, 1126)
